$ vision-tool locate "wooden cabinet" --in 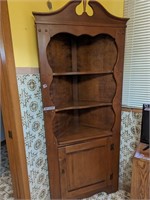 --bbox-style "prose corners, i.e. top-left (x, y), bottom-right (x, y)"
top-left (131, 143), bottom-right (150, 199)
top-left (33, 1), bottom-right (128, 199)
